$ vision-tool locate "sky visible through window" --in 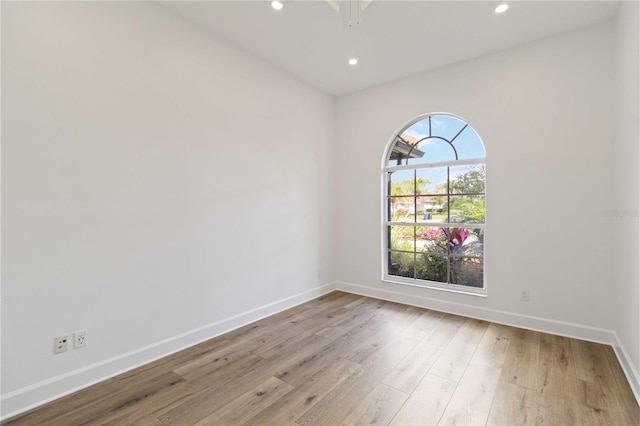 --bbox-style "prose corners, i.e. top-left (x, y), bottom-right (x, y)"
top-left (401, 115), bottom-right (485, 162)
top-left (393, 115), bottom-right (485, 190)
